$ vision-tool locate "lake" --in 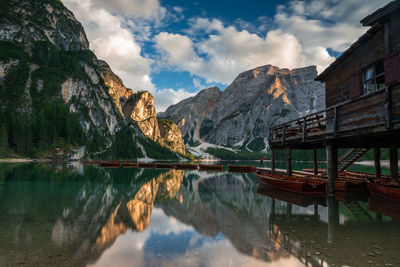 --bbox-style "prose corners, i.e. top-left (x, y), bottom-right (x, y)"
top-left (0, 162), bottom-right (399, 266)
